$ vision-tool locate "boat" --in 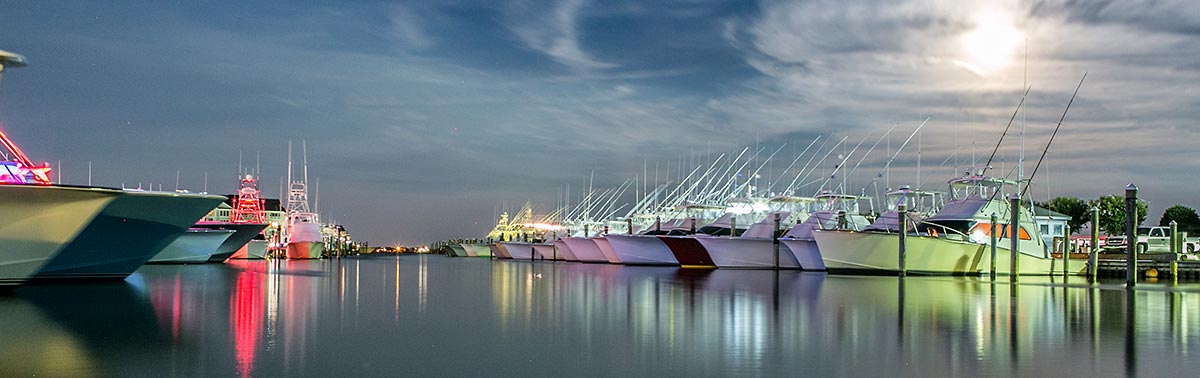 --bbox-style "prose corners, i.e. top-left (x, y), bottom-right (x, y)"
top-left (147, 228), bottom-right (236, 264)
top-left (697, 211), bottom-right (802, 269)
top-left (0, 184), bottom-right (120, 287)
top-left (499, 241), bottom-right (539, 260)
top-left (231, 237), bottom-right (268, 259)
top-left (489, 243), bottom-right (513, 259)
top-left (561, 236), bottom-right (608, 263)
top-left (462, 243), bottom-right (493, 257)
top-left (283, 141), bottom-right (324, 259)
top-left (605, 232), bottom-right (678, 266)
top-left (531, 243), bottom-right (561, 260)
top-left (778, 191), bottom-right (871, 271)
top-left (592, 237), bottom-right (622, 264)
top-left (811, 170), bottom-right (1087, 275)
top-left (551, 239), bottom-right (578, 261)
top-left (34, 189), bottom-right (227, 280)
top-left (285, 217), bottom-right (324, 259)
top-left (194, 222), bottom-right (269, 263)
top-left (447, 244), bottom-right (470, 257)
